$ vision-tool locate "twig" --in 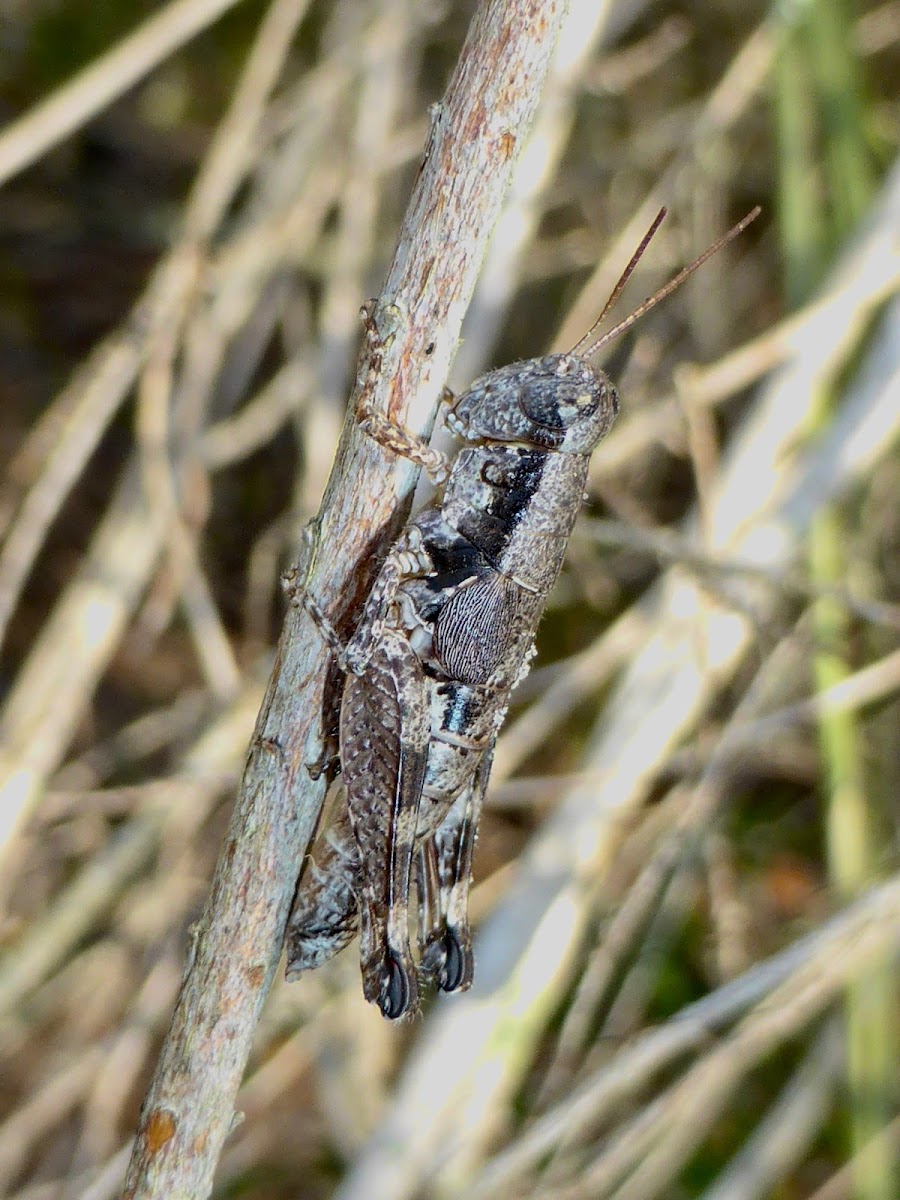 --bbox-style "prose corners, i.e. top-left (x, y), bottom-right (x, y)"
top-left (121, 2), bottom-right (572, 1197)
top-left (76, 957), bottom-right (185, 1169)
